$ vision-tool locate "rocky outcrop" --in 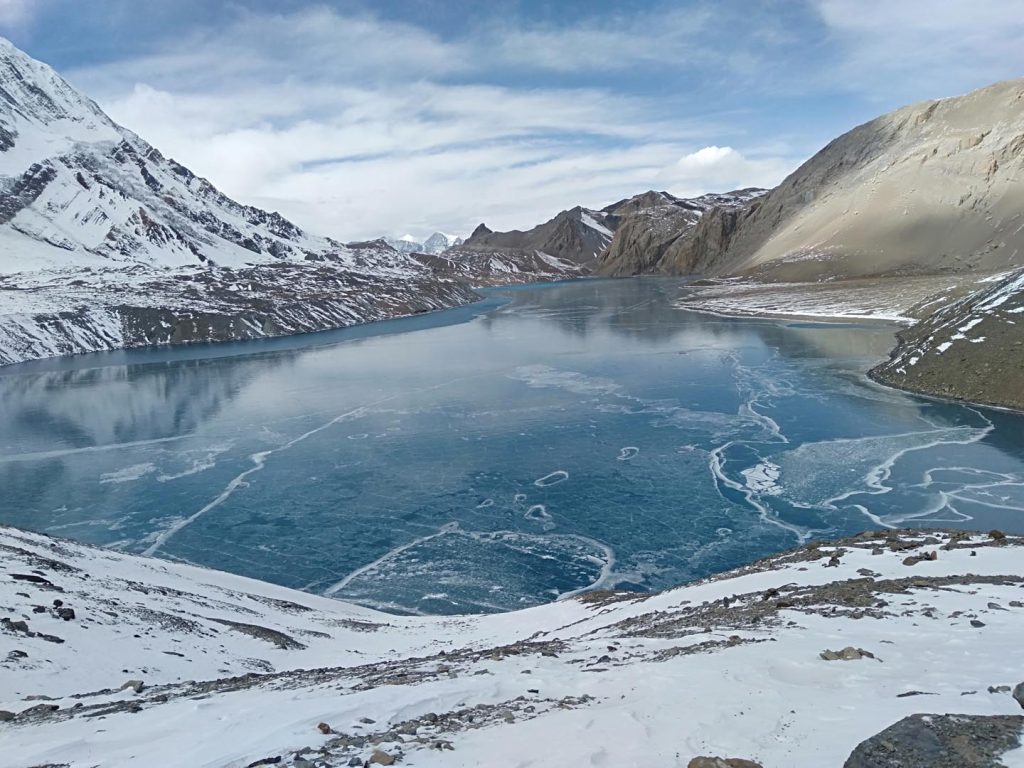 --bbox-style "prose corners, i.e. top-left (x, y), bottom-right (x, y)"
top-left (844, 714), bottom-right (1024, 768)
top-left (597, 189), bottom-right (764, 276)
top-left (451, 206), bottom-right (616, 269)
